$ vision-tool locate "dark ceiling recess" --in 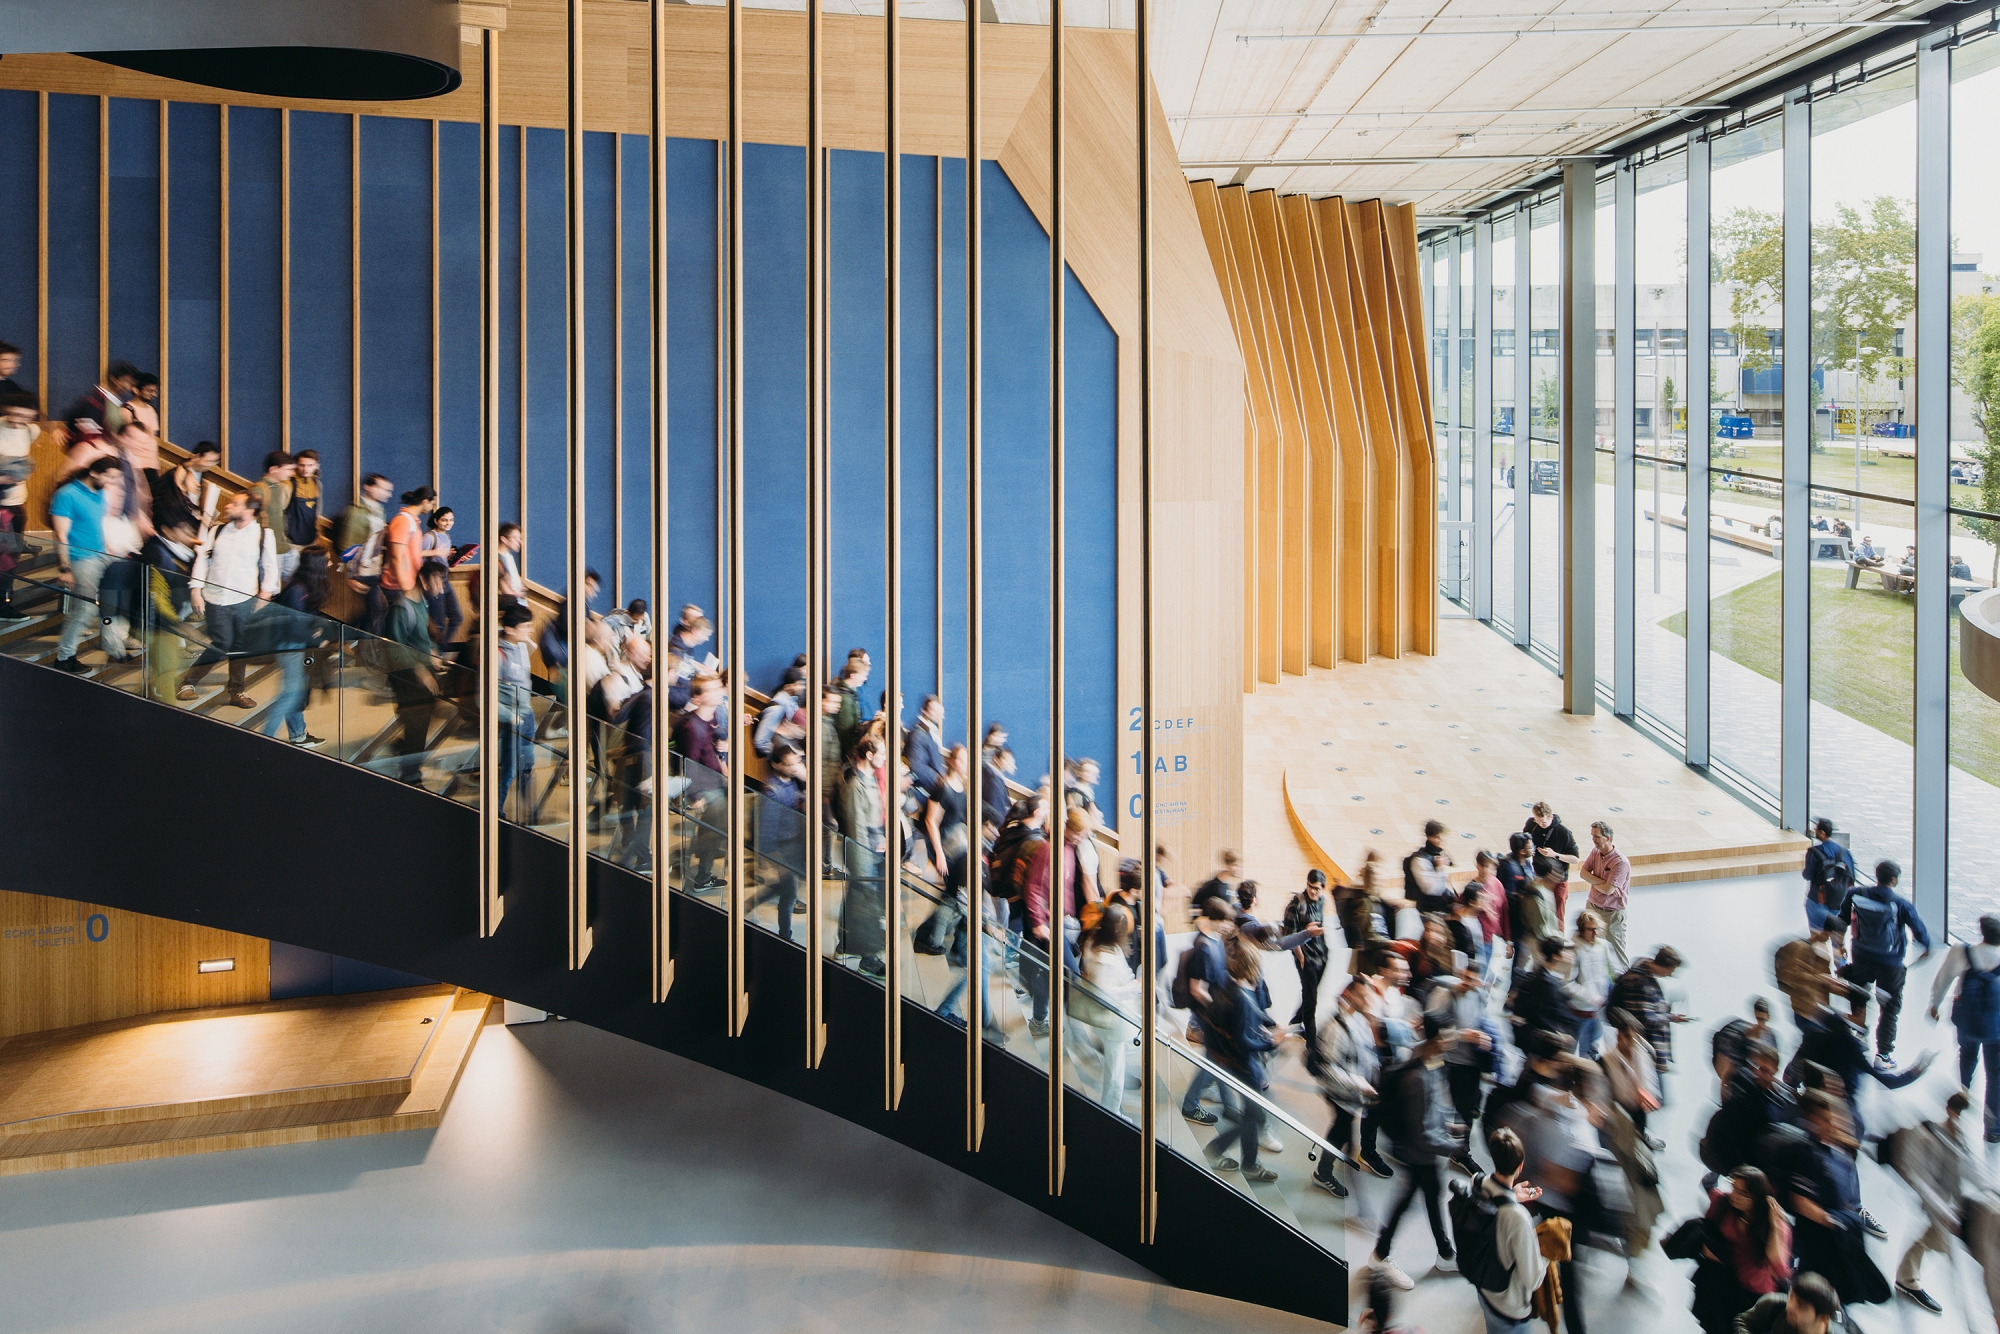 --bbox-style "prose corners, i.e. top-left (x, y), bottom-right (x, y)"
top-left (79, 46), bottom-right (460, 100)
